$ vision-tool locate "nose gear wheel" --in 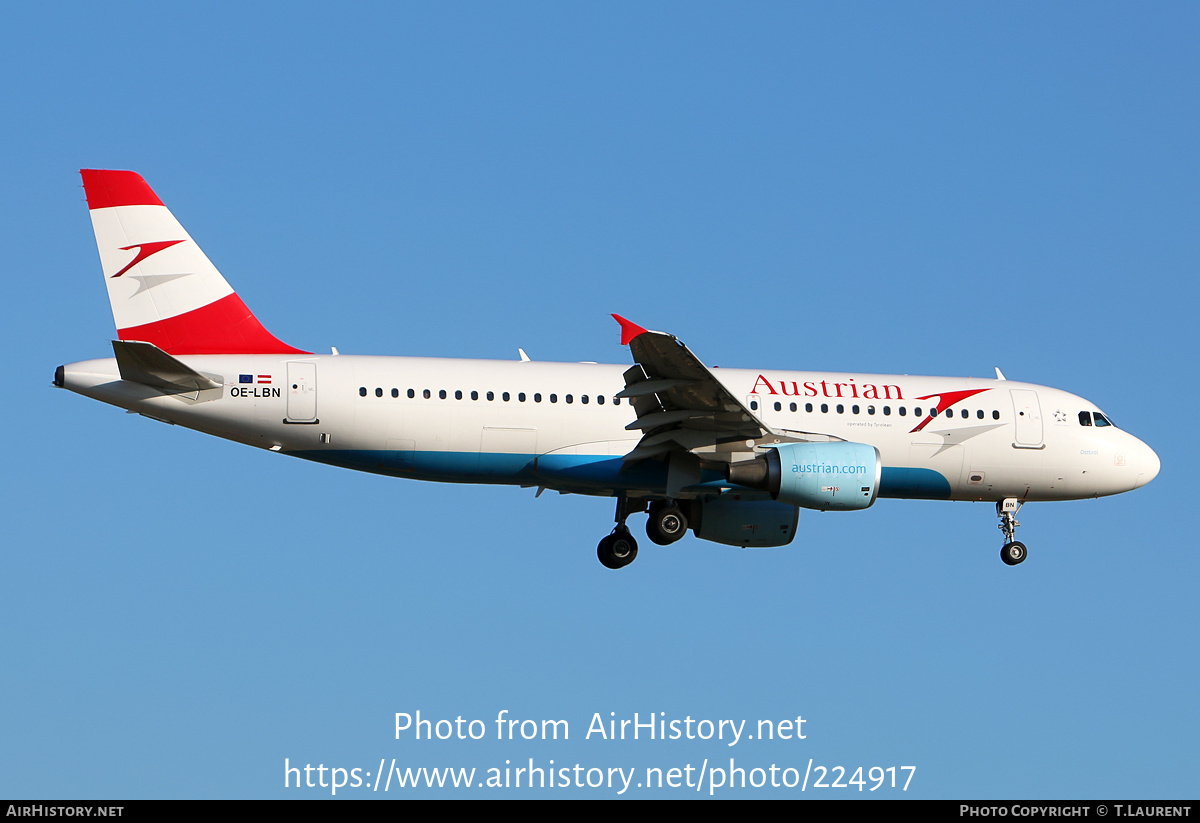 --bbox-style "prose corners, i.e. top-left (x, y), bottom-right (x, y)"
top-left (997, 499), bottom-right (1027, 566)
